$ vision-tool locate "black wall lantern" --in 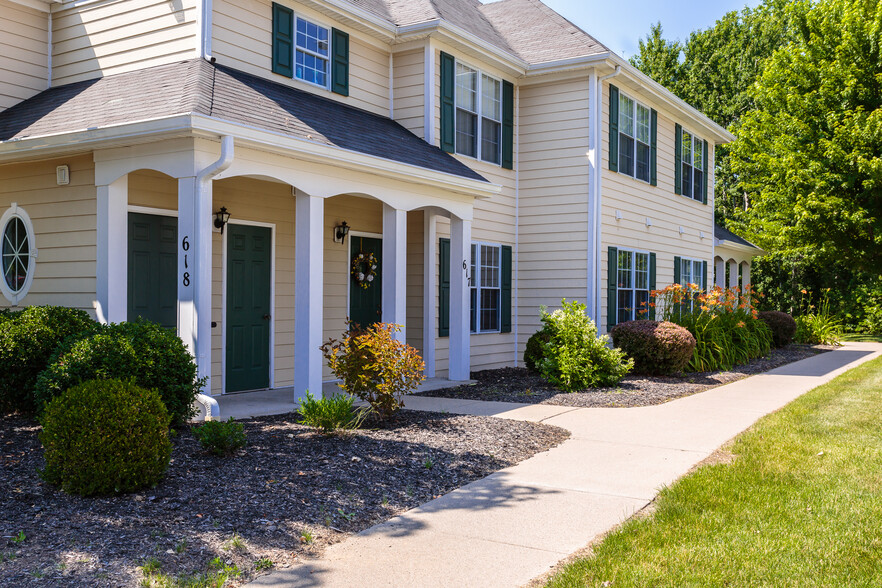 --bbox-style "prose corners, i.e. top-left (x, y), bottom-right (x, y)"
top-left (334, 221), bottom-right (350, 243)
top-left (214, 206), bottom-right (231, 234)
